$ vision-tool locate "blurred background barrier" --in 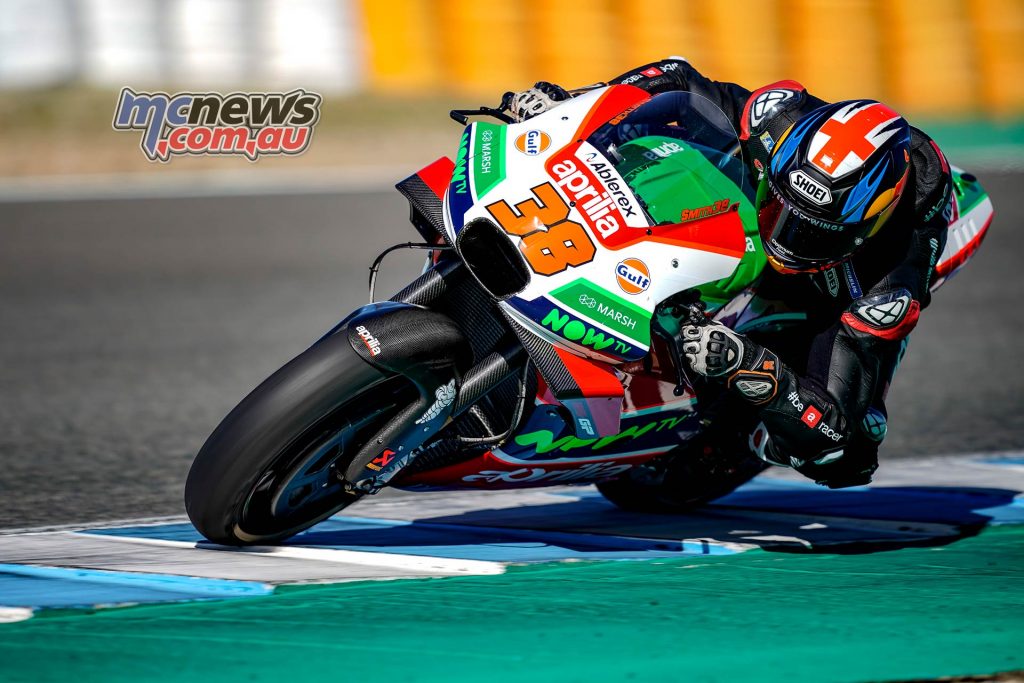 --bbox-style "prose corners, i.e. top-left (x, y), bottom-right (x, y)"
top-left (1, 0), bottom-right (1022, 176)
